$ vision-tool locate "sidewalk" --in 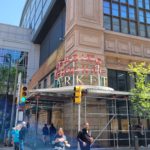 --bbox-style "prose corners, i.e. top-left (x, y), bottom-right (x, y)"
top-left (0, 146), bottom-right (31, 150)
